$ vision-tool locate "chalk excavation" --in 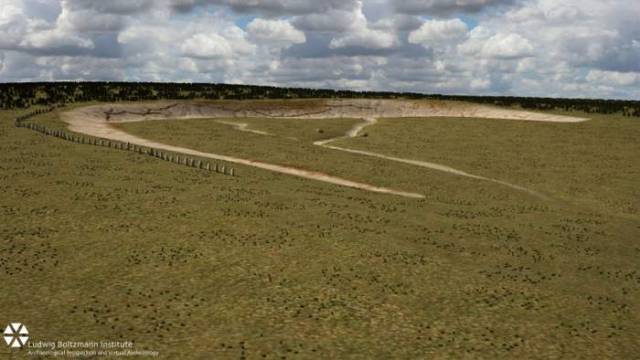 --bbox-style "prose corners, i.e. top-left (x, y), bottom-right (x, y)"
top-left (62, 99), bottom-right (588, 199)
